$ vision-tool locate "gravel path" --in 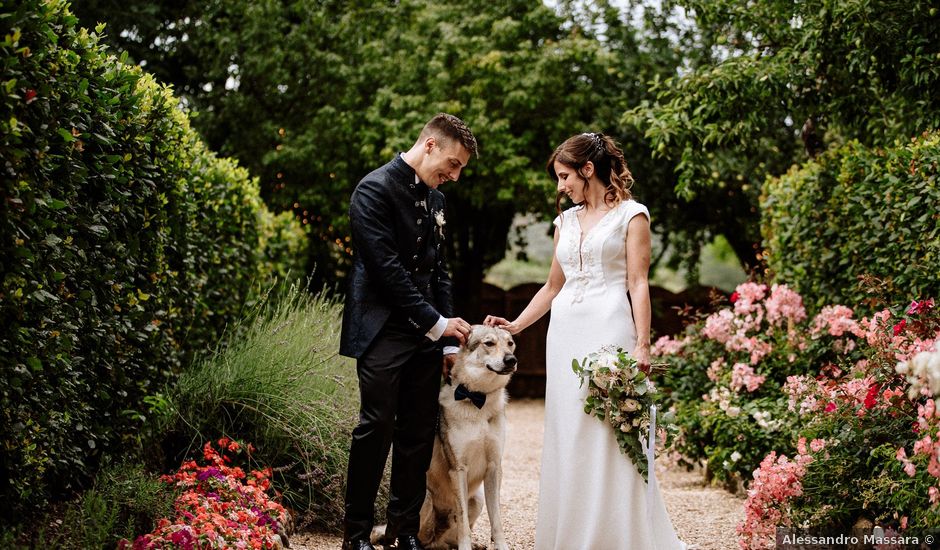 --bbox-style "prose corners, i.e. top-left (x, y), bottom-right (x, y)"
top-left (291, 399), bottom-right (743, 550)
